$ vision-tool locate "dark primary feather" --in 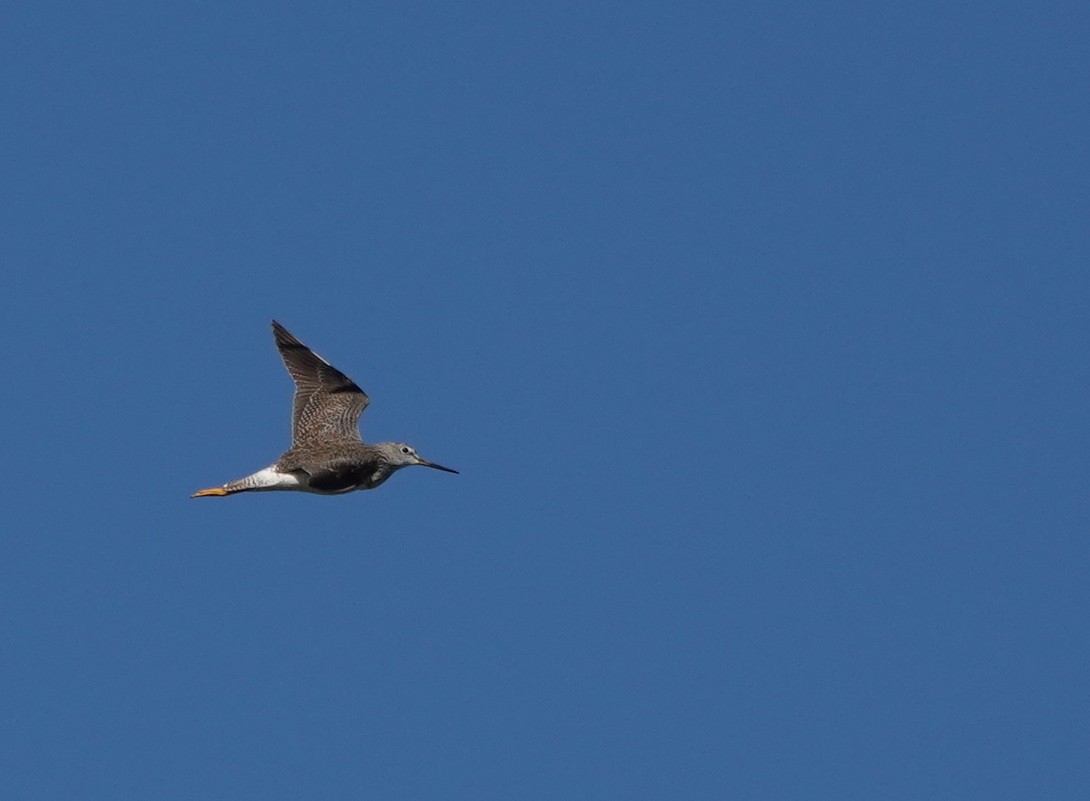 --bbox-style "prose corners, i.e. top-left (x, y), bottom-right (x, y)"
top-left (271, 320), bottom-right (370, 446)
